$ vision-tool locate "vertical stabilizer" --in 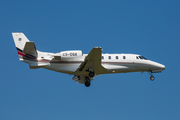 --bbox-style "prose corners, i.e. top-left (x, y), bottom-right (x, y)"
top-left (12, 32), bottom-right (30, 50)
top-left (12, 32), bottom-right (34, 61)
